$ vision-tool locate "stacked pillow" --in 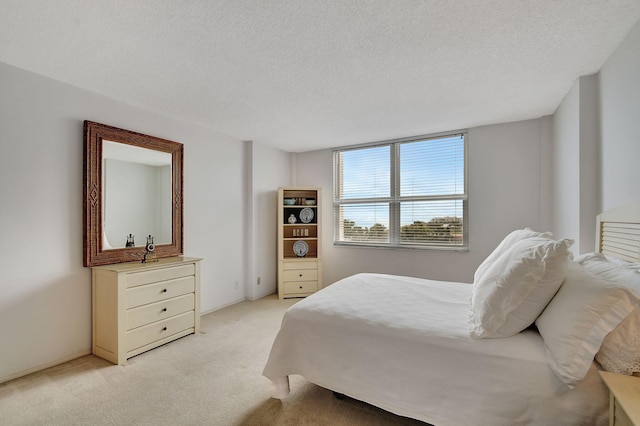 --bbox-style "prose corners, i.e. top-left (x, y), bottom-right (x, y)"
top-left (471, 229), bottom-right (640, 387)
top-left (535, 262), bottom-right (639, 387)
top-left (574, 253), bottom-right (640, 377)
top-left (574, 252), bottom-right (640, 293)
top-left (469, 229), bottom-right (573, 338)
top-left (597, 309), bottom-right (640, 376)
top-left (472, 228), bottom-right (553, 285)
